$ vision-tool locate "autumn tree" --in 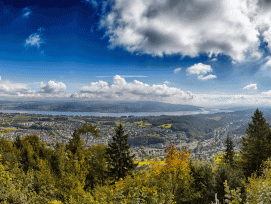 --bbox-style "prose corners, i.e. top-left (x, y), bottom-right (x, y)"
top-left (105, 124), bottom-right (137, 182)
top-left (150, 144), bottom-right (194, 203)
top-left (241, 108), bottom-right (271, 177)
